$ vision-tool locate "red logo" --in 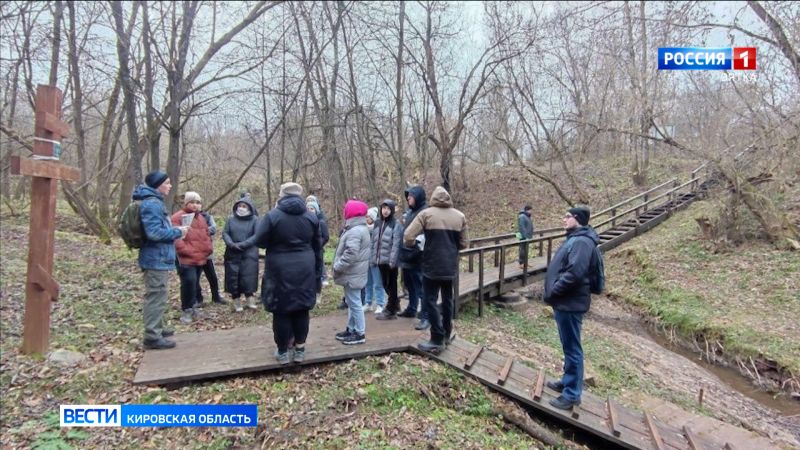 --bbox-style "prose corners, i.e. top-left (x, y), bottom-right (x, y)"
top-left (733, 47), bottom-right (756, 70)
